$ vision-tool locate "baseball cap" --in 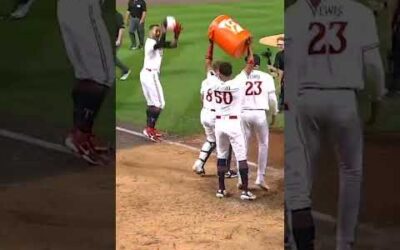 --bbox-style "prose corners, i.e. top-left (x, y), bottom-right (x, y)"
top-left (245, 54), bottom-right (261, 66)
